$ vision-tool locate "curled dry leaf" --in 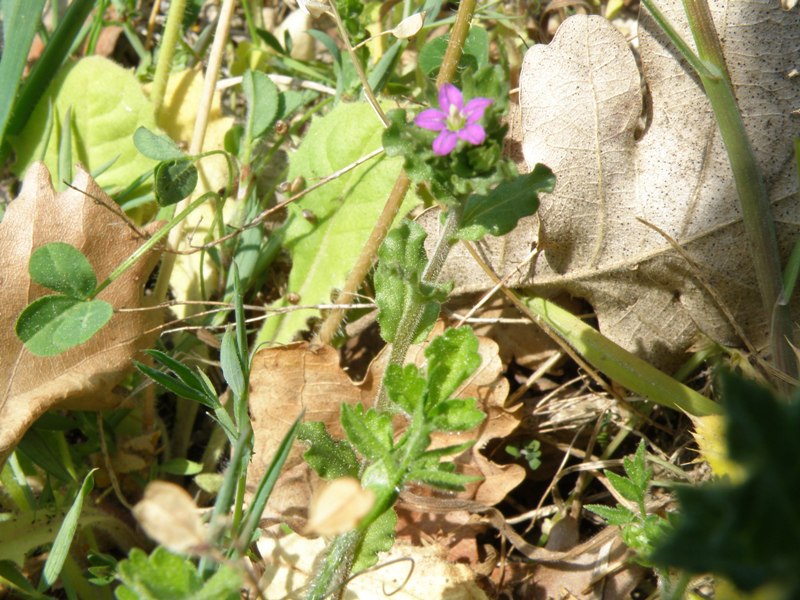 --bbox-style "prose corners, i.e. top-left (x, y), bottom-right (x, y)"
top-left (0, 163), bottom-right (162, 466)
top-left (391, 12), bottom-right (425, 39)
top-left (305, 477), bottom-right (375, 537)
top-left (132, 481), bottom-right (208, 555)
top-left (432, 3), bottom-right (800, 369)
